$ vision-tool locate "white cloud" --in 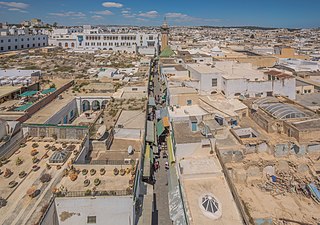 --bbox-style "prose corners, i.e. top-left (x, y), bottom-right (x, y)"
top-left (165, 12), bottom-right (222, 23)
top-left (138, 10), bottom-right (158, 18)
top-left (123, 14), bottom-right (135, 18)
top-left (137, 18), bottom-right (148, 22)
top-left (121, 10), bottom-right (129, 14)
top-left (0, 1), bottom-right (28, 9)
top-left (93, 10), bottom-right (113, 15)
top-left (165, 13), bottom-right (188, 18)
top-left (8, 7), bottom-right (26, 13)
top-left (102, 2), bottom-right (123, 8)
top-left (92, 15), bottom-right (103, 20)
top-left (49, 11), bottom-right (86, 17)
